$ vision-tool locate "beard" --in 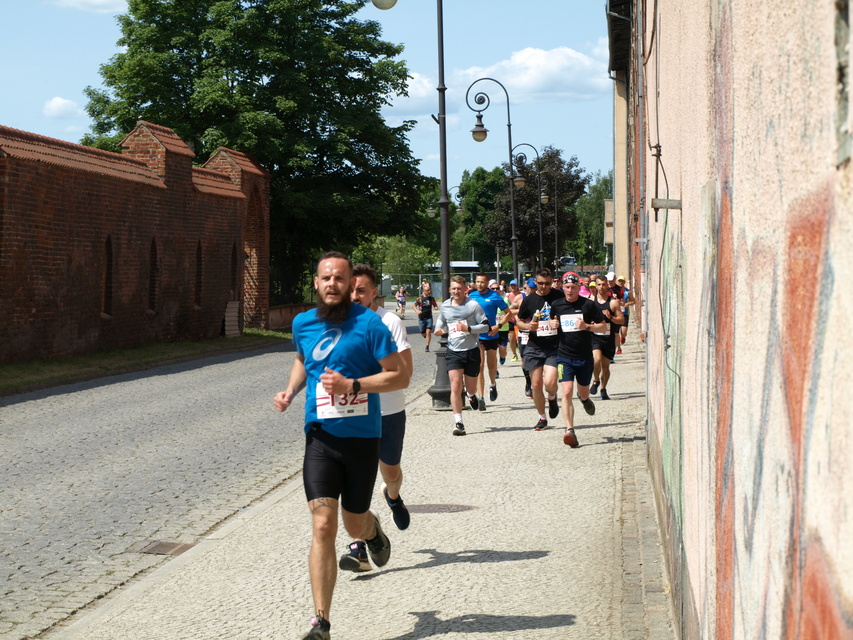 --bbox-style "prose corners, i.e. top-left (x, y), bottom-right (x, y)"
top-left (316, 289), bottom-right (352, 323)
